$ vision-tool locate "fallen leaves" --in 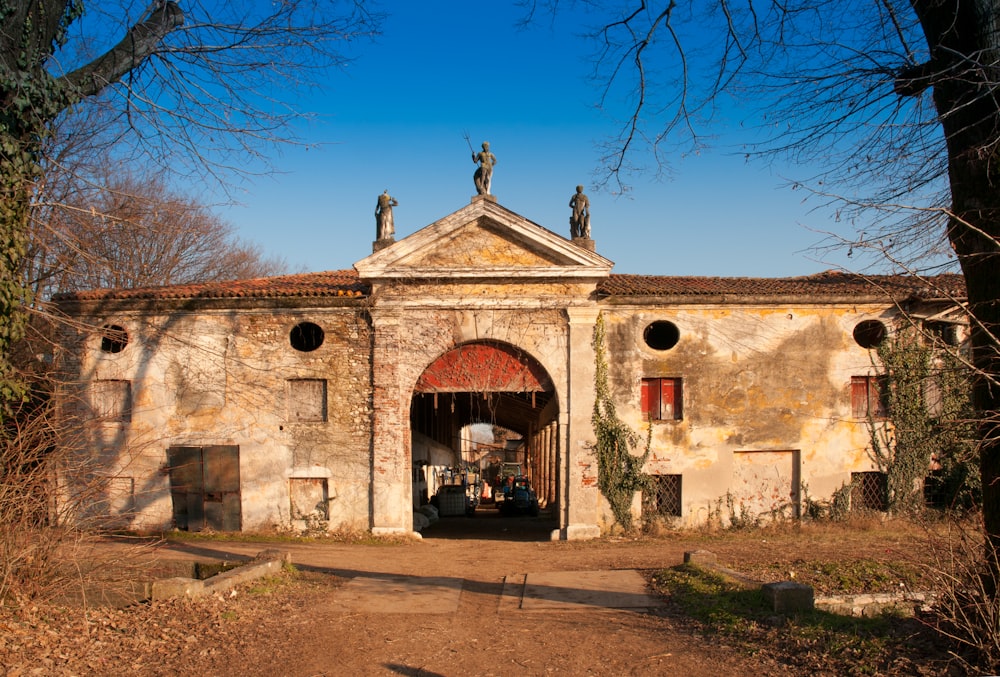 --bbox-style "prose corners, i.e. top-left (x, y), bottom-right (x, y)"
top-left (0, 572), bottom-right (308, 676)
